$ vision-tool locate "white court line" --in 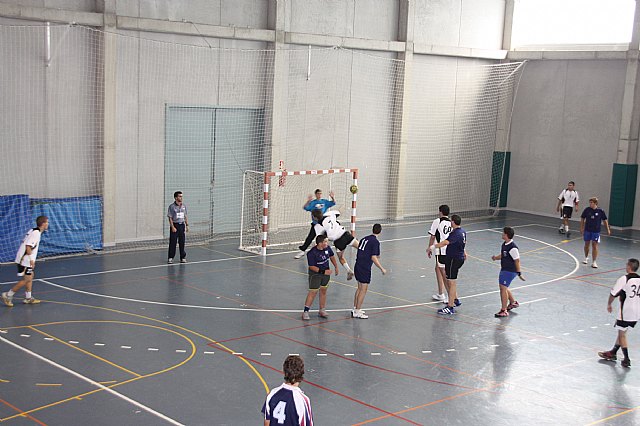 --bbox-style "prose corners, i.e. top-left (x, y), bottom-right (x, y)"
top-left (25, 225), bottom-right (578, 314)
top-left (0, 335), bottom-right (184, 426)
top-left (518, 298), bottom-right (547, 305)
top-left (0, 223), bottom-right (539, 286)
